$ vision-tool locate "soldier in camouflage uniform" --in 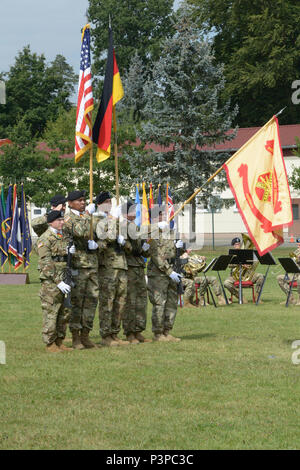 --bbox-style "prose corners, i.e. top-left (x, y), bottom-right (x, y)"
top-left (277, 238), bottom-right (300, 305)
top-left (63, 190), bottom-right (100, 349)
top-left (122, 201), bottom-right (152, 344)
top-left (32, 194), bottom-right (67, 237)
top-left (147, 209), bottom-right (184, 342)
top-left (181, 252), bottom-right (226, 306)
top-left (37, 210), bottom-right (75, 352)
top-left (224, 237), bottom-right (264, 303)
top-left (96, 202), bottom-right (130, 347)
